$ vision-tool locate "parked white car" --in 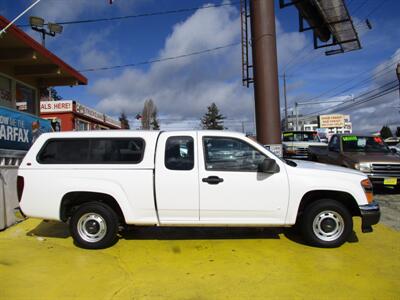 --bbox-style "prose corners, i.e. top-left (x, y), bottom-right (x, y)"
top-left (18, 130), bottom-right (380, 249)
